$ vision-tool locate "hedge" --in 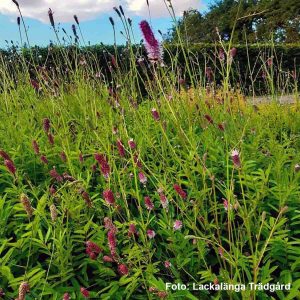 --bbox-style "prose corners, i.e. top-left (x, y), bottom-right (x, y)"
top-left (1, 43), bottom-right (299, 94)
